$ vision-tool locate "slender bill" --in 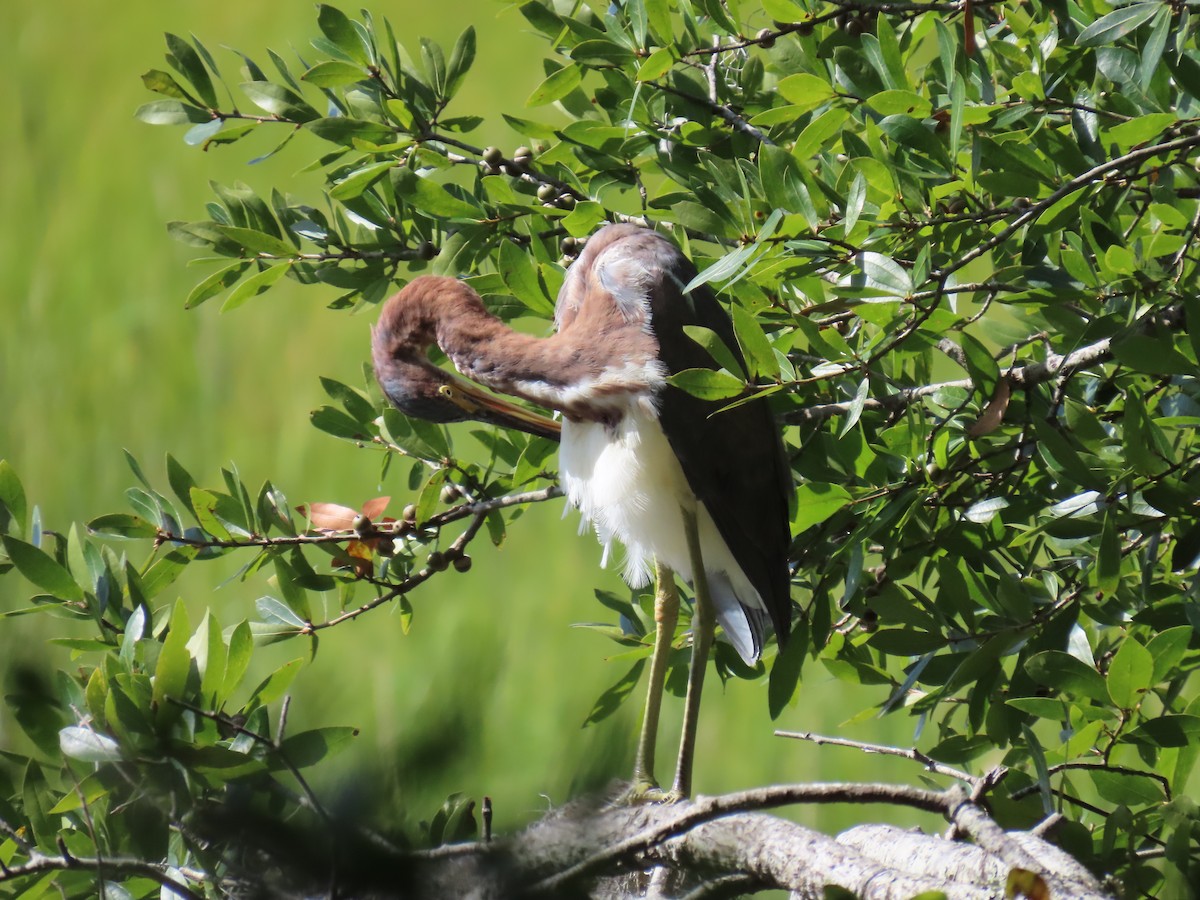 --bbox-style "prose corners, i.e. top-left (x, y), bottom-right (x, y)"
top-left (439, 373), bottom-right (561, 441)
